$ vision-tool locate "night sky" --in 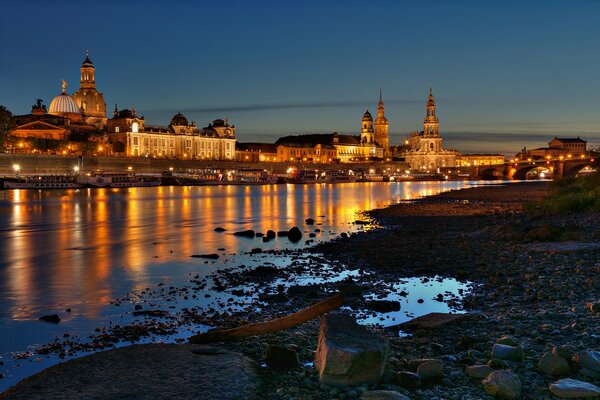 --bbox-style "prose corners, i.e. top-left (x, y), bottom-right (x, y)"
top-left (1, 0), bottom-right (599, 155)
